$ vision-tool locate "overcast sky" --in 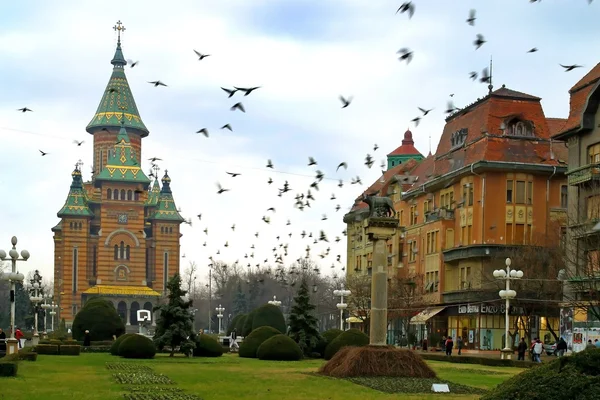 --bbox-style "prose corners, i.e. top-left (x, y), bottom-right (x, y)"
top-left (0, 0), bottom-right (598, 283)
